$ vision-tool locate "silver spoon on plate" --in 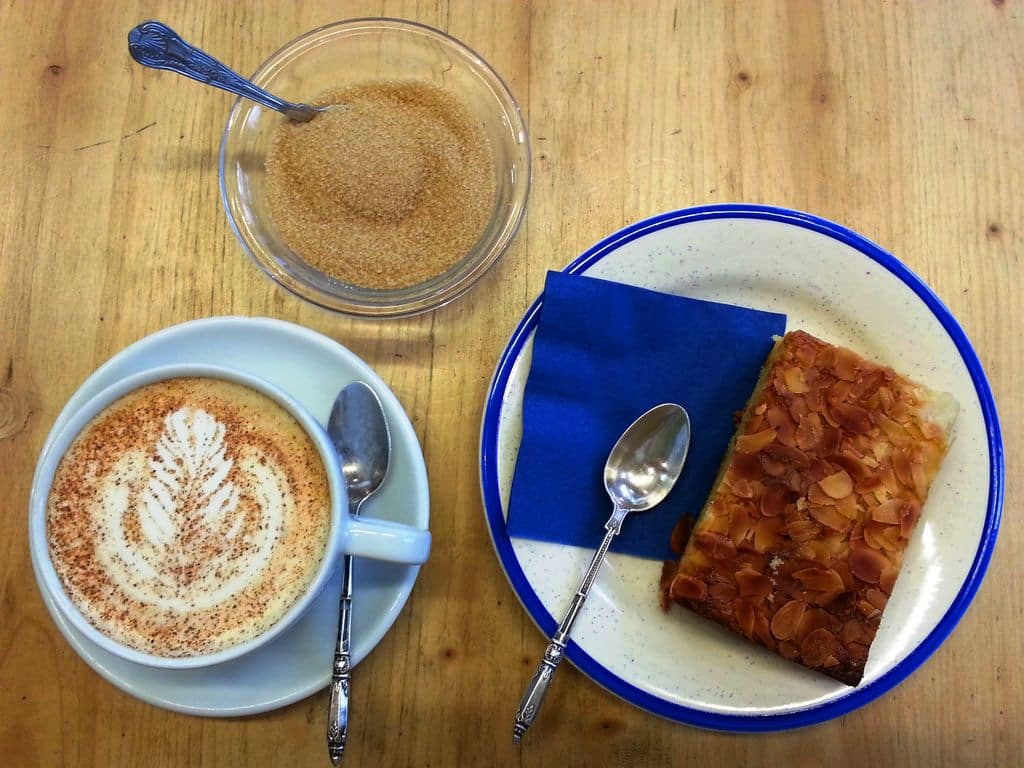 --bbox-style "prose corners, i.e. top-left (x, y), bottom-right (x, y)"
top-left (512, 403), bottom-right (692, 743)
top-left (128, 20), bottom-right (339, 122)
top-left (325, 382), bottom-right (392, 765)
